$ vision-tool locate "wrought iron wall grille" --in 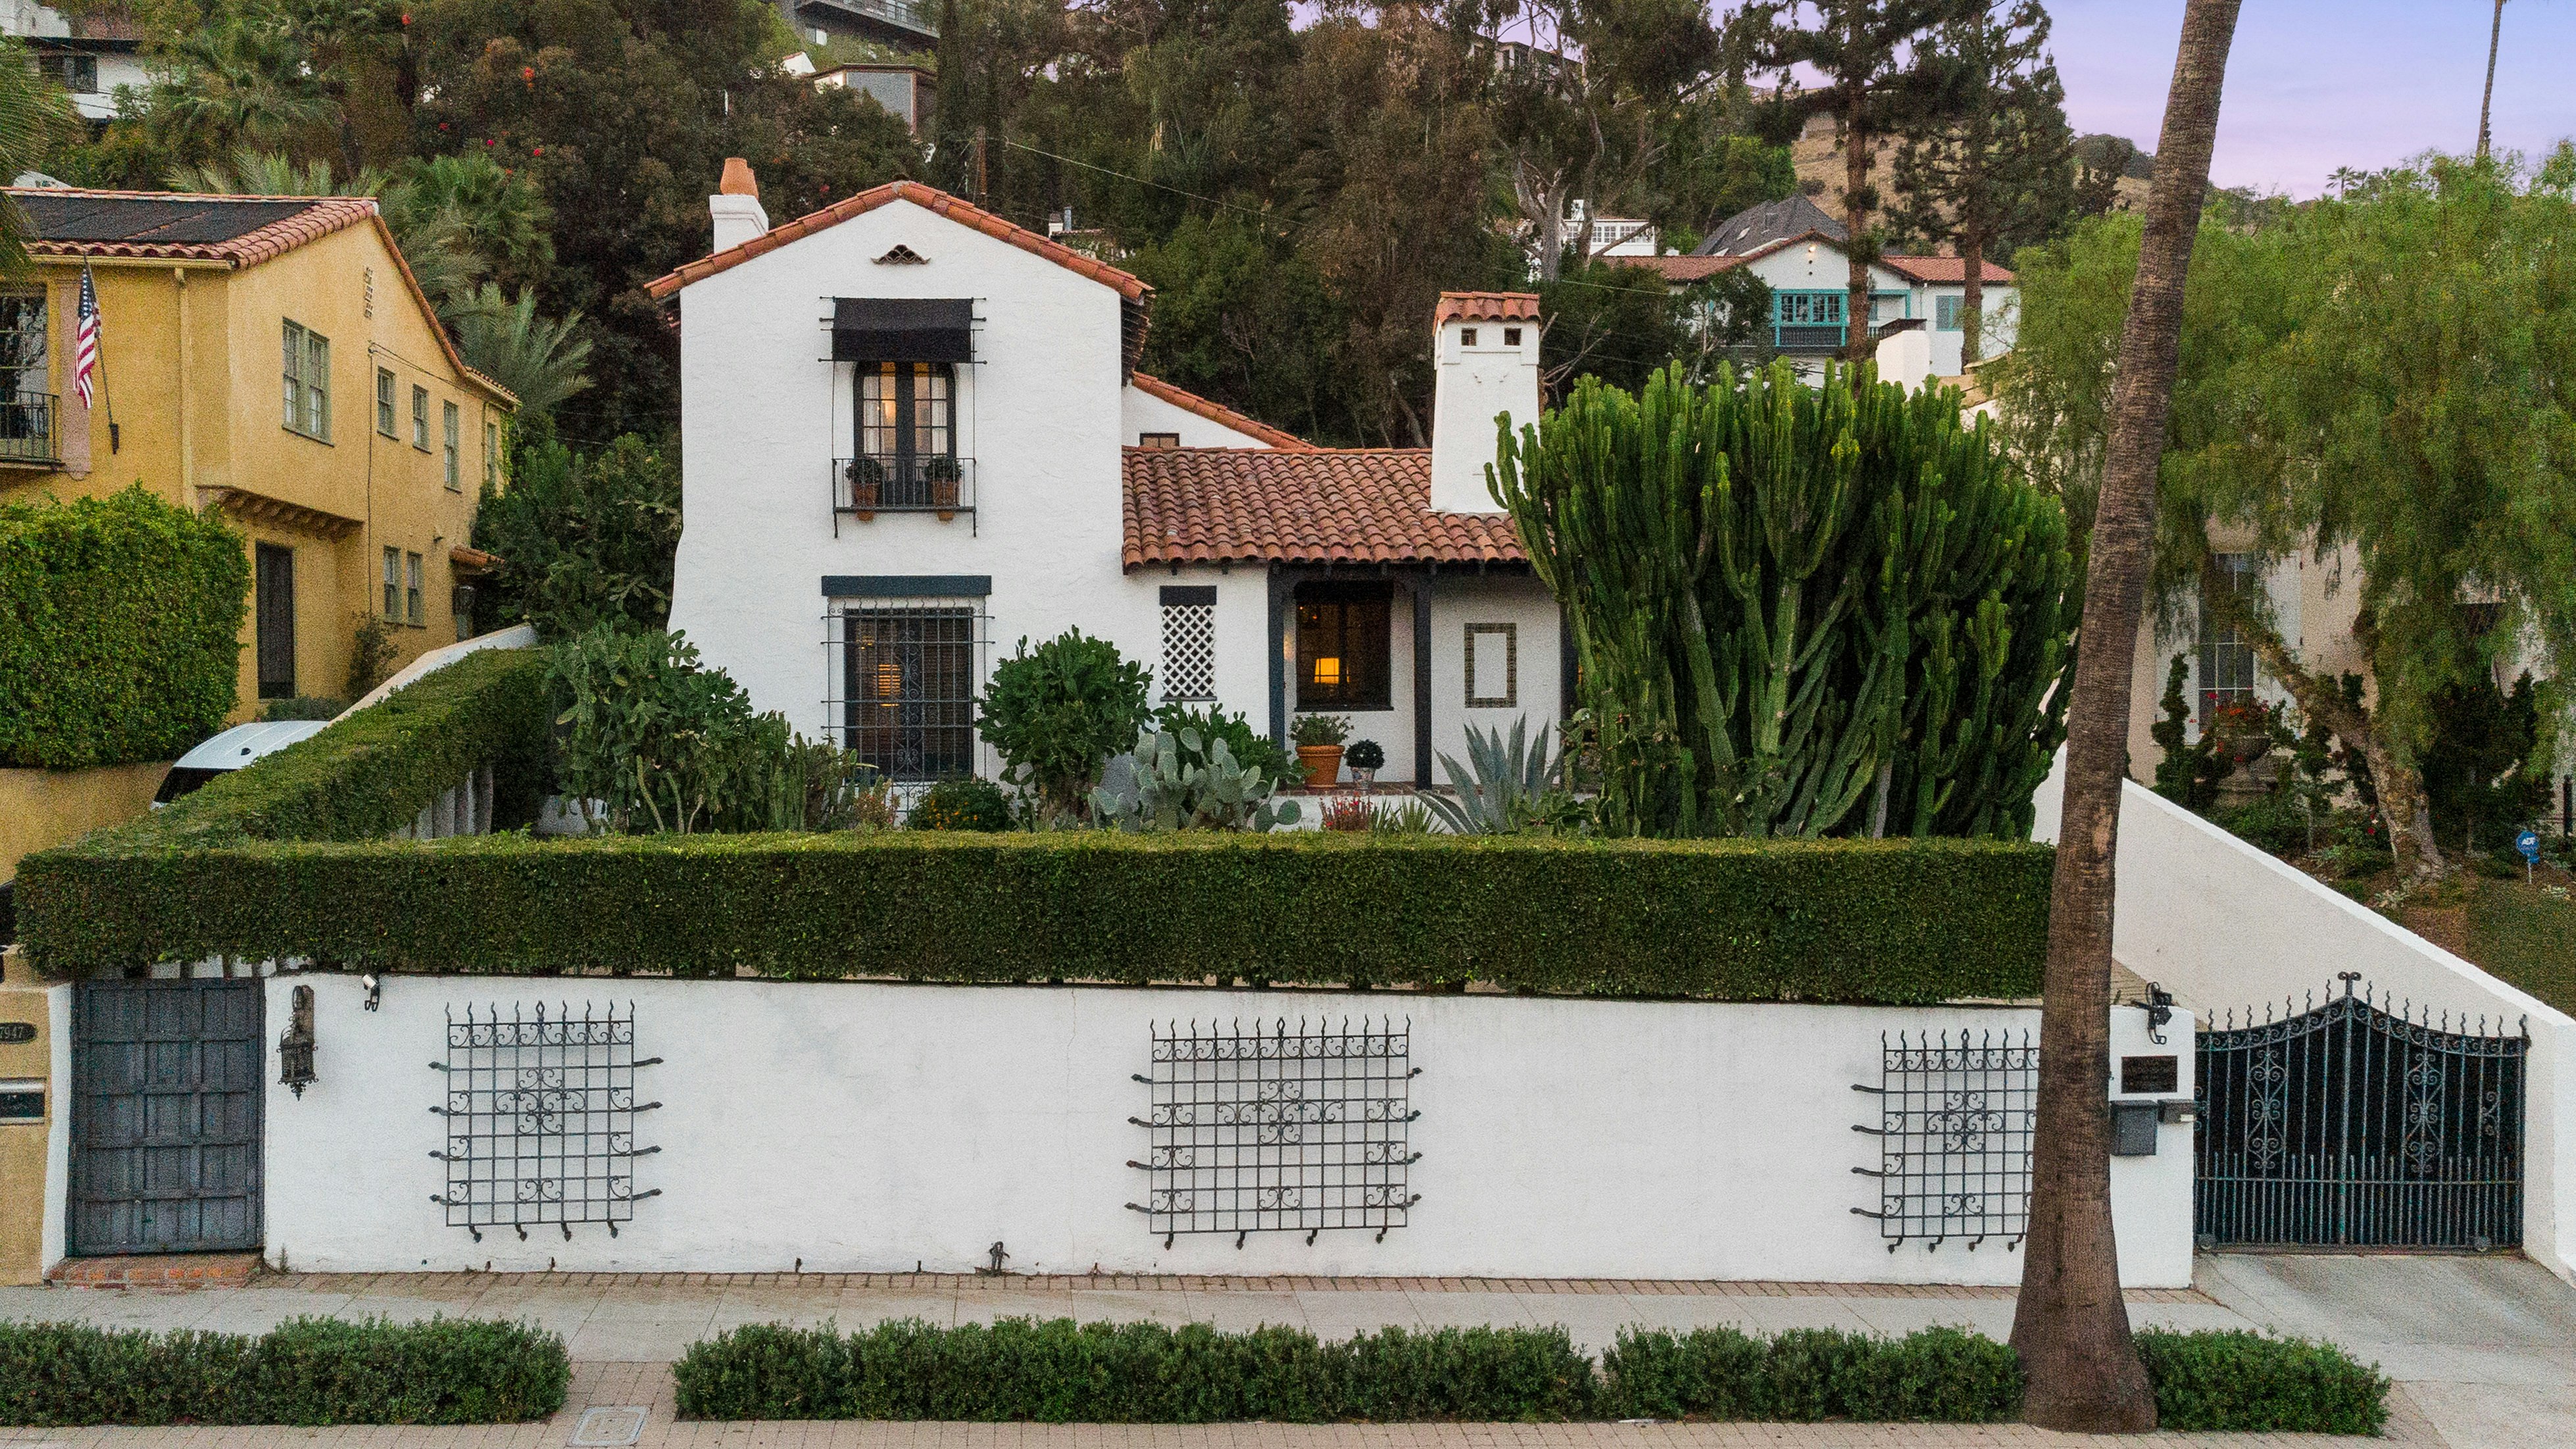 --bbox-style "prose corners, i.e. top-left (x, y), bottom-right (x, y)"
top-left (1128, 1018), bottom-right (1420, 1248)
top-left (1853, 1029), bottom-right (2035, 1252)
top-left (2196, 977), bottom-right (2526, 1250)
top-left (430, 1002), bottom-right (662, 1241)
top-left (1160, 597), bottom-right (1215, 702)
top-left (823, 599), bottom-right (985, 781)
